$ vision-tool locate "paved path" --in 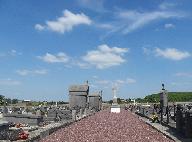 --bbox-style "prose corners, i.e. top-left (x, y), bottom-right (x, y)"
top-left (41, 110), bottom-right (174, 142)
